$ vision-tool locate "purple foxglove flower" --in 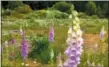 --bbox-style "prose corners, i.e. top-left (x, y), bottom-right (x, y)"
top-left (99, 26), bottom-right (105, 39)
top-left (21, 37), bottom-right (28, 60)
top-left (48, 25), bottom-right (54, 42)
top-left (64, 47), bottom-right (71, 56)
top-left (11, 38), bottom-right (16, 44)
top-left (64, 22), bottom-right (83, 67)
